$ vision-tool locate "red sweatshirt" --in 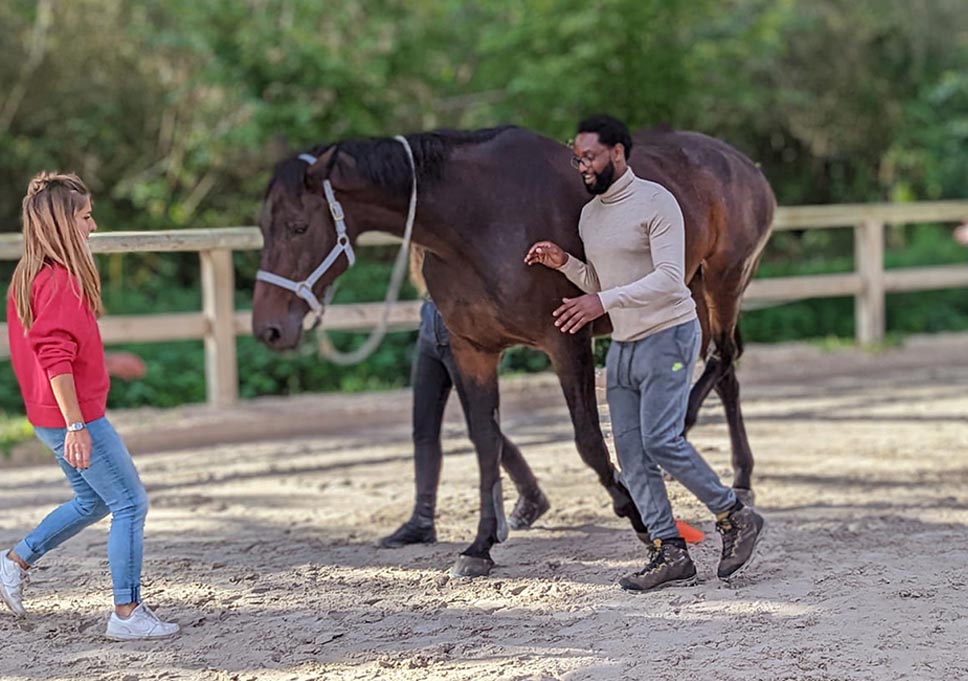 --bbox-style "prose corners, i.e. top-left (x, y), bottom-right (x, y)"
top-left (7, 265), bottom-right (109, 427)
